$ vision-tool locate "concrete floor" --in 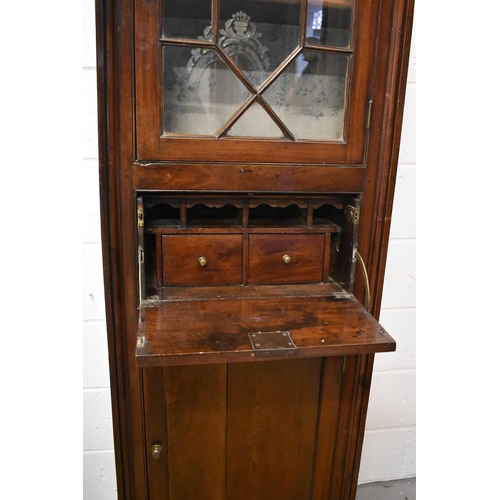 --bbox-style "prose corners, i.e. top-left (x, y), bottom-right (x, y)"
top-left (356, 478), bottom-right (416, 500)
